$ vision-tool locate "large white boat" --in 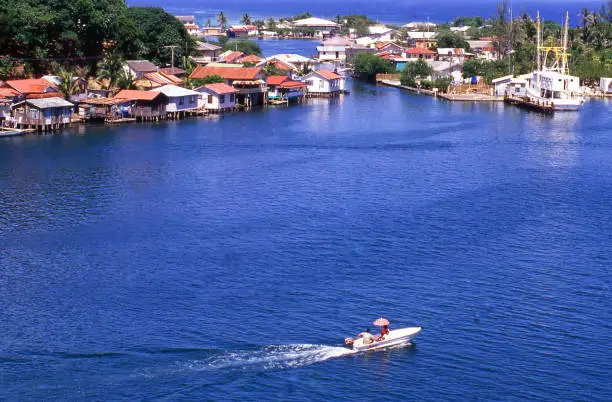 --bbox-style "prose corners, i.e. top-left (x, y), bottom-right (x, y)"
top-left (507, 11), bottom-right (584, 111)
